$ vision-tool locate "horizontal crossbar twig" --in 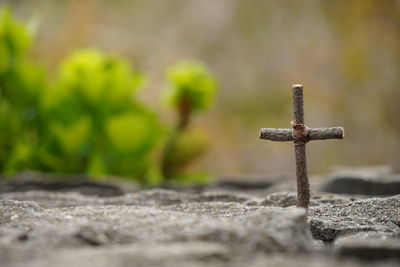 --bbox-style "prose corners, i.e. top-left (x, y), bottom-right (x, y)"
top-left (259, 127), bottom-right (344, 142)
